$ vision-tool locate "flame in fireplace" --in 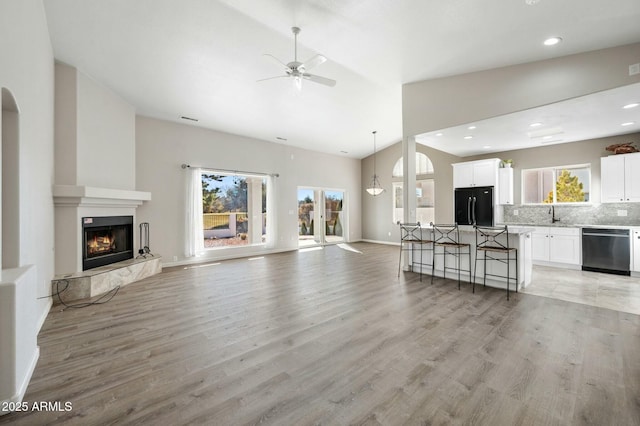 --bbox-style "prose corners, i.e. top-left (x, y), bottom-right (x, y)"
top-left (87, 233), bottom-right (116, 256)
